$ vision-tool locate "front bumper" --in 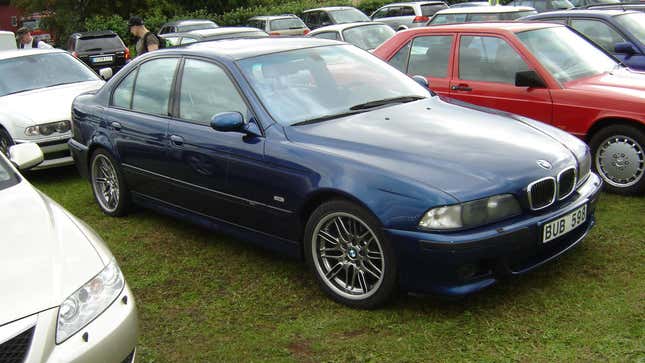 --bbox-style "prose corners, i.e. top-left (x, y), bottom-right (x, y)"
top-left (15, 134), bottom-right (75, 170)
top-left (387, 173), bottom-right (603, 296)
top-left (0, 283), bottom-right (137, 363)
